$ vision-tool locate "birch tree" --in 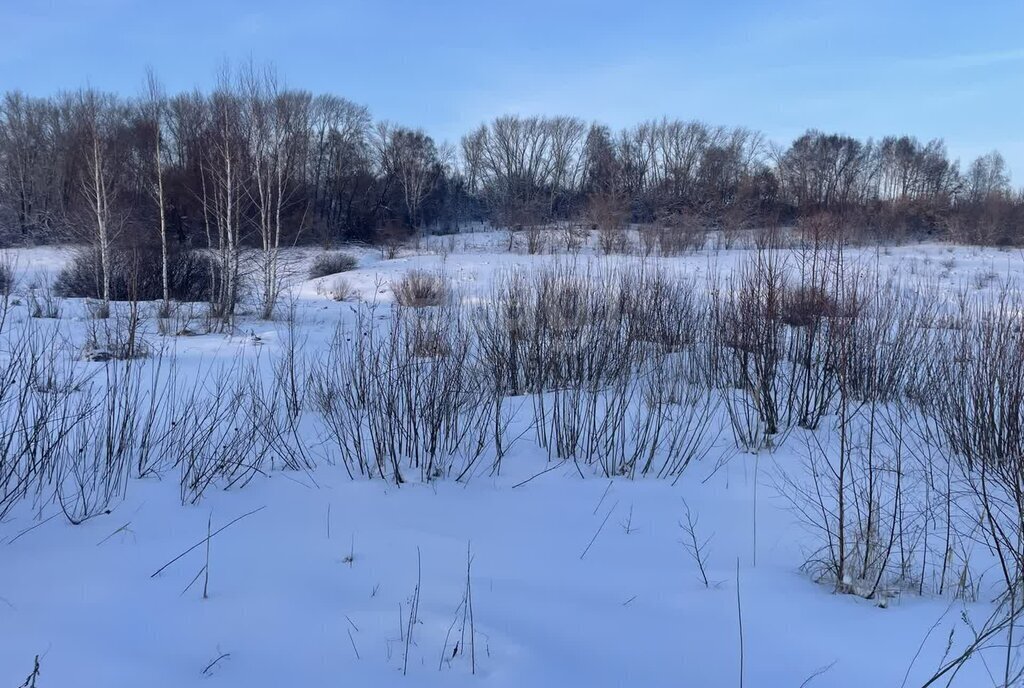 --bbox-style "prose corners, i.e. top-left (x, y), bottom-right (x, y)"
top-left (242, 65), bottom-right (312, 319)
top-left (203, 70), bottom-right (244, 326)
top-left (140, 68), bottom-right (170, 315)
top-left (375, 123), bottom-right (443, 231)
top-left (76, 89), bottom-right (123, 315)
